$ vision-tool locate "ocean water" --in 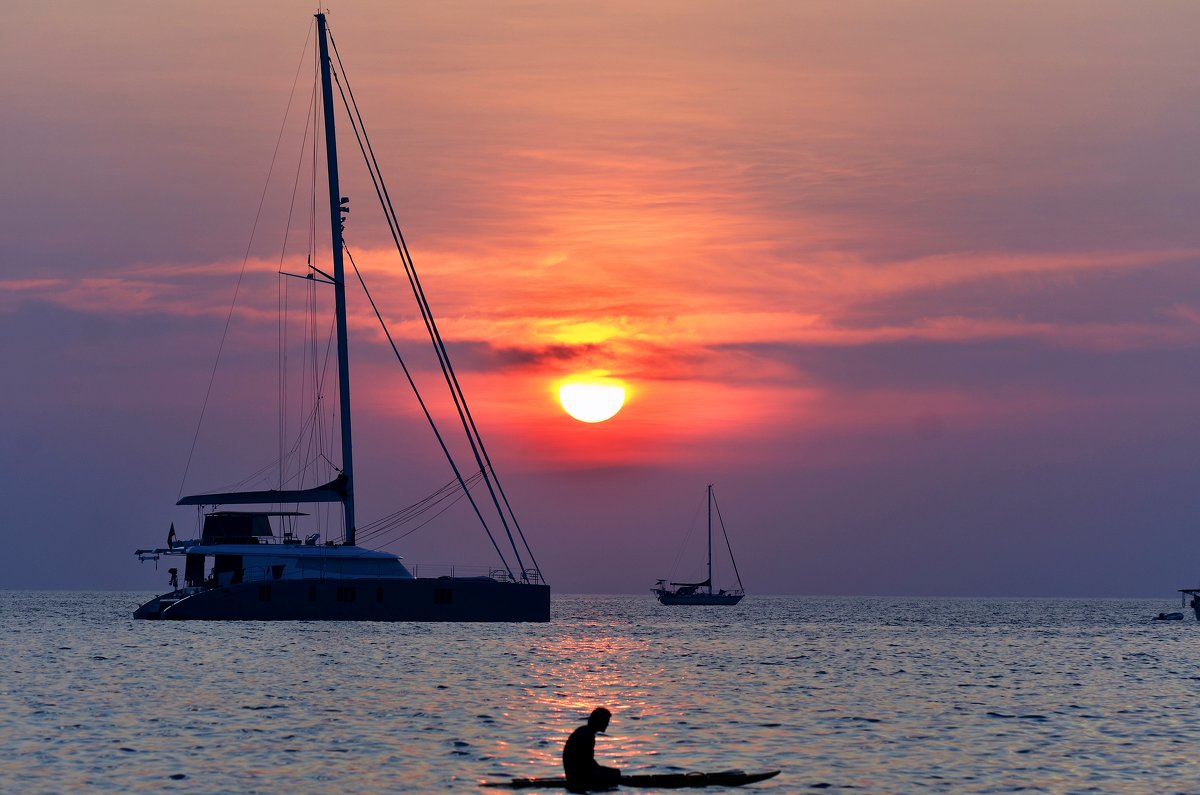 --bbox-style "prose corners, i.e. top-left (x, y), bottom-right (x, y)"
top-left (2, 593), bottom-right (1199, 794)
